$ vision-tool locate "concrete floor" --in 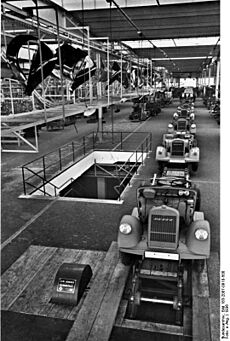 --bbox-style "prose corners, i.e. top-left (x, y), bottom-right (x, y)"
top-left (1, 98), bottom-right (220, 341)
